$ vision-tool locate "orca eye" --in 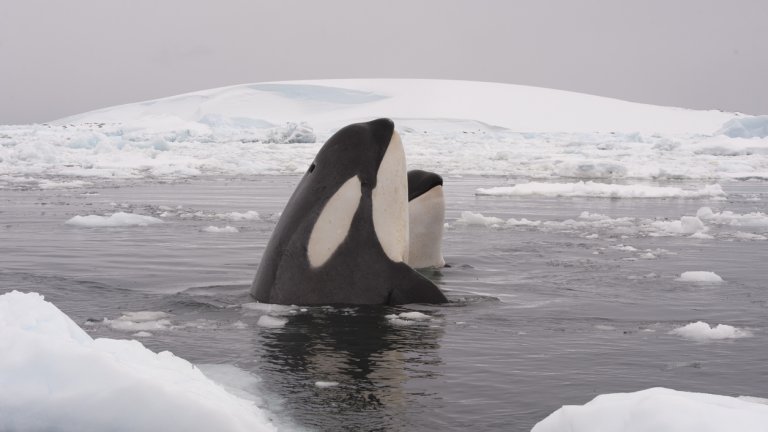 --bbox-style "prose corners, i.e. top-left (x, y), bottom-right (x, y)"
top-left (308, 163), bottom-right (316, 173)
